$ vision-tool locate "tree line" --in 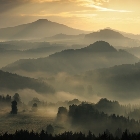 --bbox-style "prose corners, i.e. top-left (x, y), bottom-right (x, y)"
top-left (57, 102), bottom-right (140, 135)
top-left (0, 129), bottom-right (140, 140)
